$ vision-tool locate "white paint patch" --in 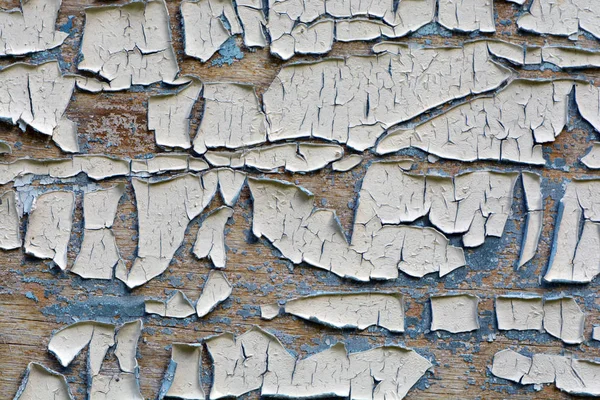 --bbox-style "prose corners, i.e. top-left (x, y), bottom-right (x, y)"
top-left (430, 294), bottom-right (480, 333)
